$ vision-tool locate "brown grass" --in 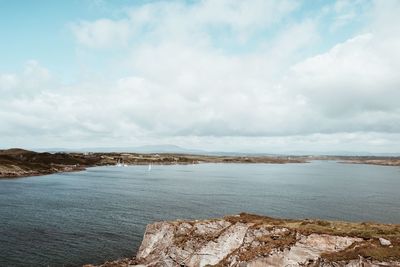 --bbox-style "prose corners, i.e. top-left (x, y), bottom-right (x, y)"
top-left (223, 213), bottom-right (400, 262)
top-left (322, 238), bottom-right (400, 262)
